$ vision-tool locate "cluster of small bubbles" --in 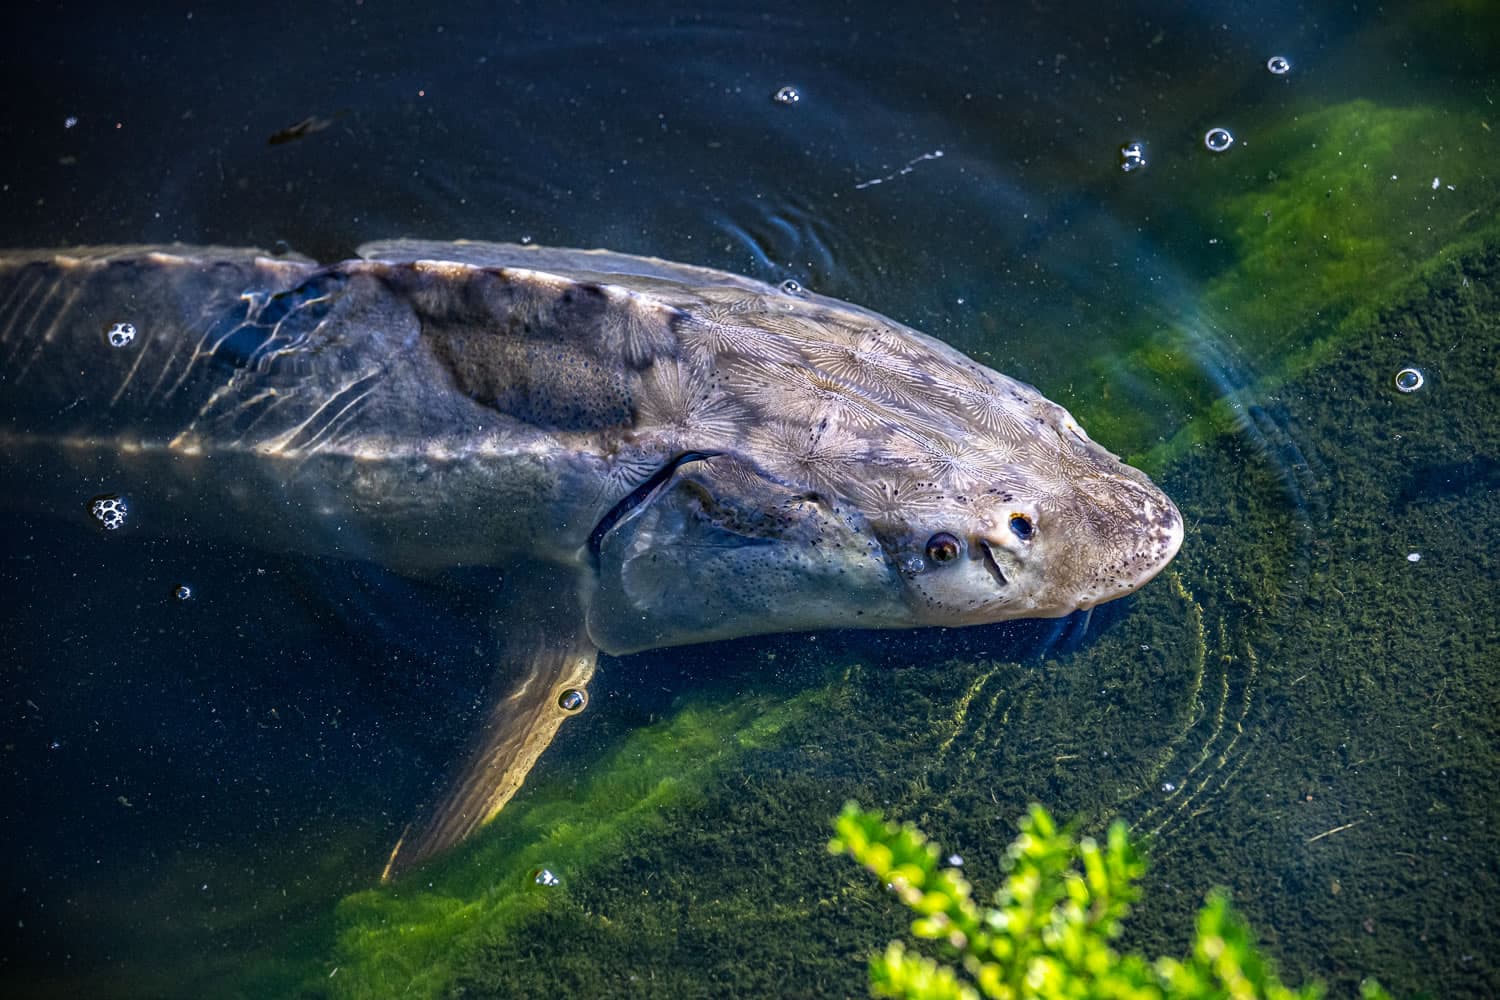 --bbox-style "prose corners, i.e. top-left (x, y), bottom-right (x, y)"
top-left (1266, 55), bottom-right (1292, 75)
top-left (1394, 367), bottom-right (1424, 393)
top-left (64, 115), bottom-right (79, 129)
top-left (1119, 141), bottom-right (1147, 172)
top-left (106, 321), bottom-right (137, 348)
top-left (778, 278), bottom-right (807, 297)
top-left (90, 495), bottom-right (128, 531)
top-left (1161, 780), bottom-right (1177, 793)
top-left (557, 688), bottom-right (586, 712)
top-left (900, 554), bottom-right (926, 576)
top-left (174, 584), bottom-right (194, 601)
top-left (1203, 128), bottom-right (1234, 153)
top-left (772, 85), bottom-right (801, 106)
top-left (532, 867), bottom-right (561, 887)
